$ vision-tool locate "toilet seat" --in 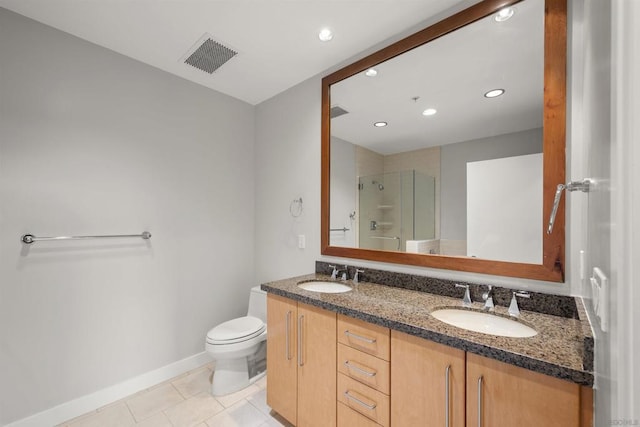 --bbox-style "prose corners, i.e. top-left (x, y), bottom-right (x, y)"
top-left (206, 316), bottom-right (265, 345)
